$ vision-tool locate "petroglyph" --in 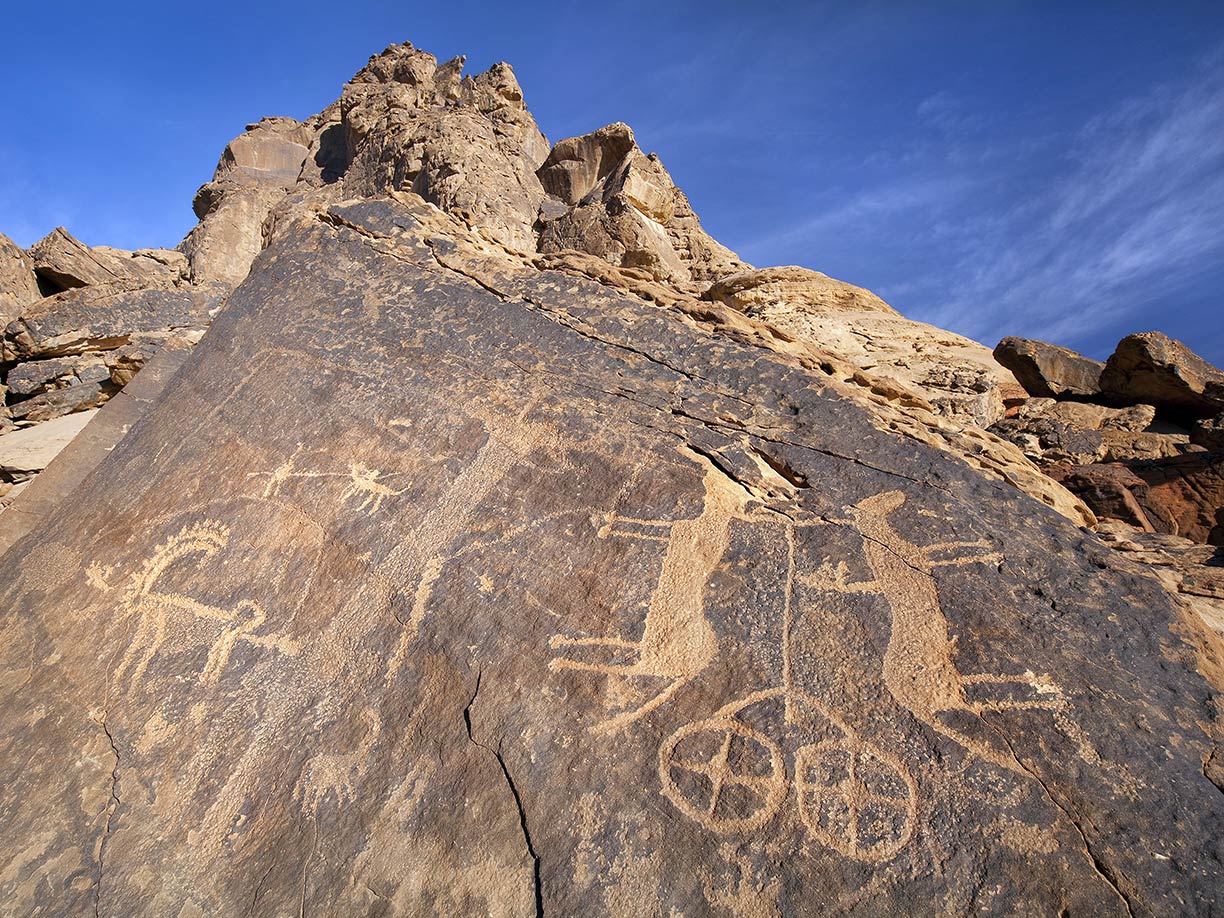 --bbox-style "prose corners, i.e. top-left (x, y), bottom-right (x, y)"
top-left (794, 734), bottom-right (917, 862)
top-left (383, 400), bottom-right (566, 685)
top-left (294, 708), bottom-right (383, 815)
top-left (845, 490), bottom-right (1070, 775)
top-left (342, 461), bottom-right (405, 513)
top-left (650, 513), bottom-right (920, 863)
top-left (658, 685), bottom-right (919, 862)
top-left (249, 448), bottom-right (405, 515)
top-left (107, 521), bottom-right (300, 691)
top-left (550, 449), bottom-right (756, 733)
